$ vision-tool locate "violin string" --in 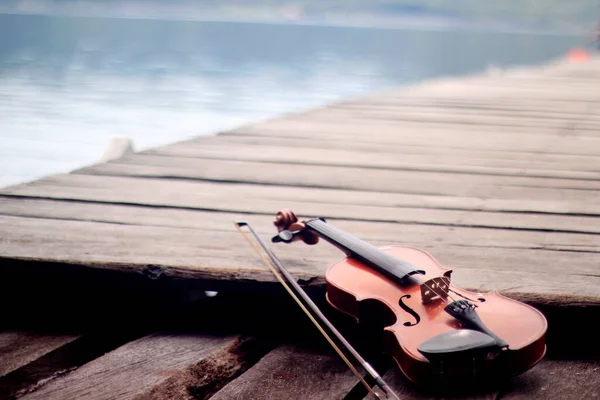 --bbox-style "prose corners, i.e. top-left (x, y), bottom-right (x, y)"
top-left (234, 222), bottom-right (390, 399)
